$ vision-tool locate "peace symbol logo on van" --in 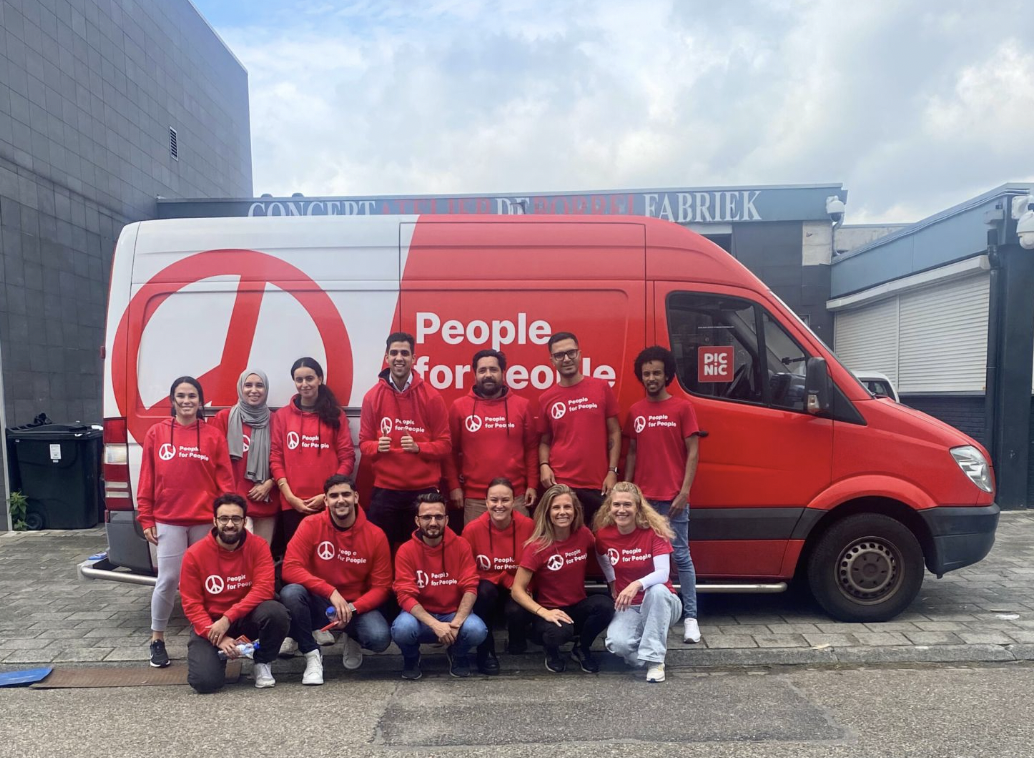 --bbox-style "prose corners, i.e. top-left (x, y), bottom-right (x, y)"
top-left (607, 548), bottom-right (621, 565)
top-left (205, 575), bottom-right (225, 594)
top-left (287, 431), bottom-right (300, 450)
top-left (633, 416), bottom-right (646, 434)
top-left (158, 443), bottom-right (177, 461)
top-left (380, 417), bottom-right (393, 435)
top-left (546, 554), bottom-right (565, 571)
top-left (111, 250), bottom-right (353, 445)
top-left (316, 541), bottom-right (336, 561)
top-left (550, 402), bottom-right (566, 420)
top-left (465, 415), bottom-right (483, 433)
